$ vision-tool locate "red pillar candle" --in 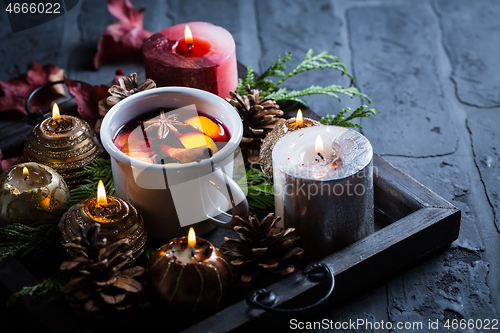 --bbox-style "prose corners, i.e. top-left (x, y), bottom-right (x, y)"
top-left (142, 22), bottom-right (238, 99)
